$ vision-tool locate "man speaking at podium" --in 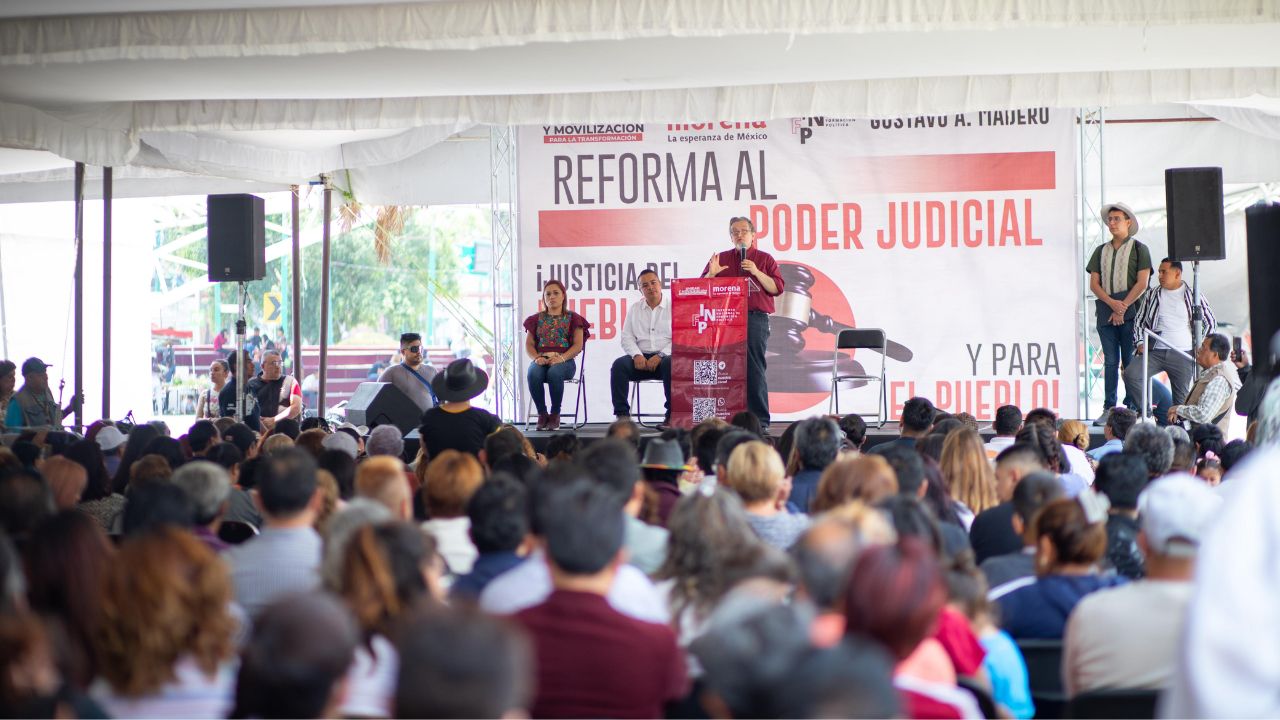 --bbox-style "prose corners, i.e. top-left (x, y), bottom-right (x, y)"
top-left (702, 216), bottom-right (785, 429)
